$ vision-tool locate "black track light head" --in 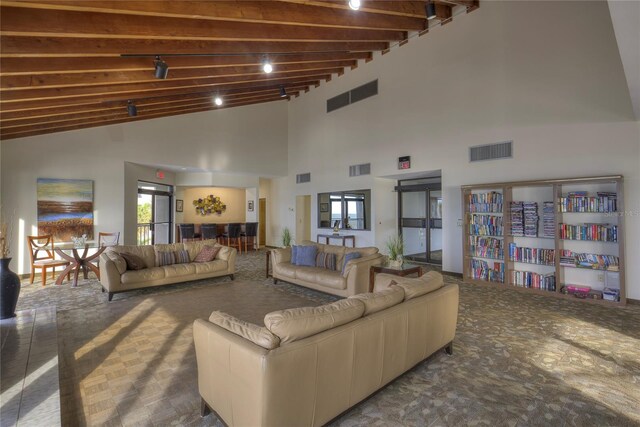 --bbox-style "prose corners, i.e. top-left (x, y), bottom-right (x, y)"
top-left (154, 56), bottom-right (169, 79)
top-left (127, 100), bottom-right (137, 117)
top-left (279, 86), bottom-right (287, 98)
top-left (426, 1), bottom-right (436, 20)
